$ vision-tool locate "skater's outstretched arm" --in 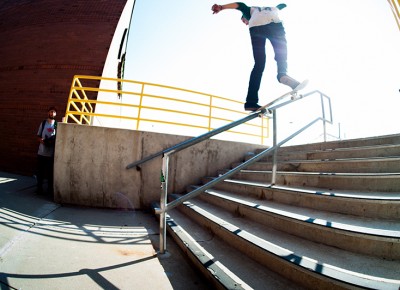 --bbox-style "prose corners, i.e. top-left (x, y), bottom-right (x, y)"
top-left (211, 3), bottom-right (239, 14)
top-left (212, 2), bottom-right (251, 25)
top-left (212, 3), bottom-right (251, 15)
